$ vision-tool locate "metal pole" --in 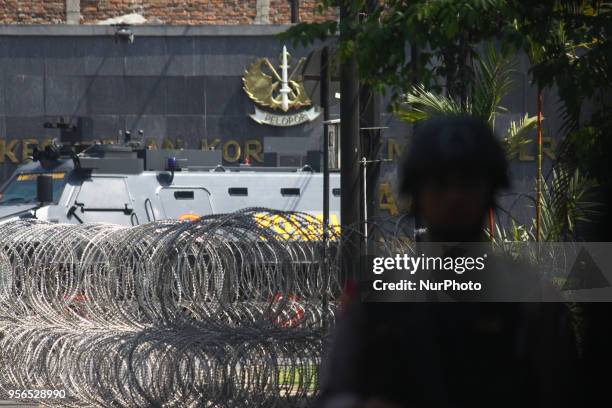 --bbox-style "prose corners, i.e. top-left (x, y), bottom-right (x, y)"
top-left (340, 1), bottom-right (361, 284)
top-left (360, 92), bottom-right (380, 250)
top-left (290, 0), bottom-right (299, 23)
top-left (321, 46), bottom-right (330, 325)
top-left (321, 46), bottom-right (330, 238)
top-left (362, 157), bottom-right (368, 256)
top-left (536, 90), bottom-right (543, 242)
top-left (361, 0), bottom-right (380, 253)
